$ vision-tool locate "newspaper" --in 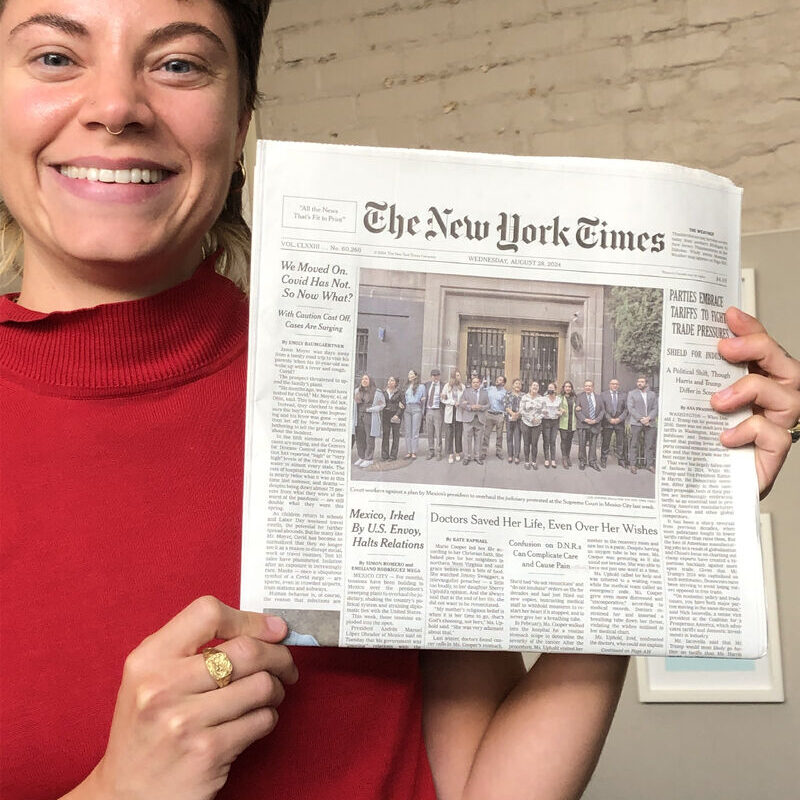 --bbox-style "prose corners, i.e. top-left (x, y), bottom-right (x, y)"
top-left (241, 141), bottom-right (765, 658)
